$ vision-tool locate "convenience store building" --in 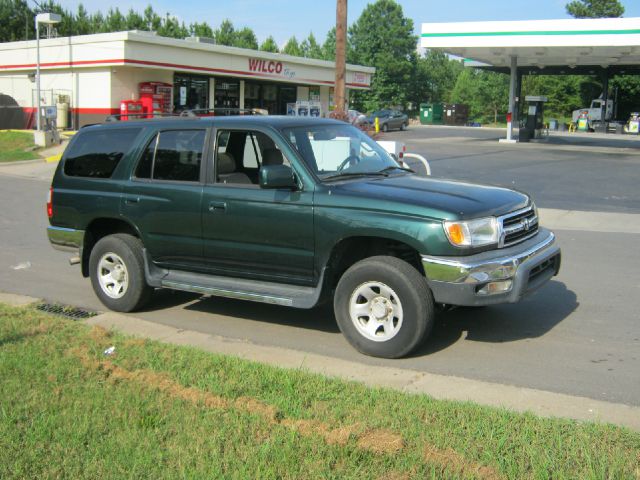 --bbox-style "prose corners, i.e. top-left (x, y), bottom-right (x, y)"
top-left (0, 30), bottom-right (375, 128)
